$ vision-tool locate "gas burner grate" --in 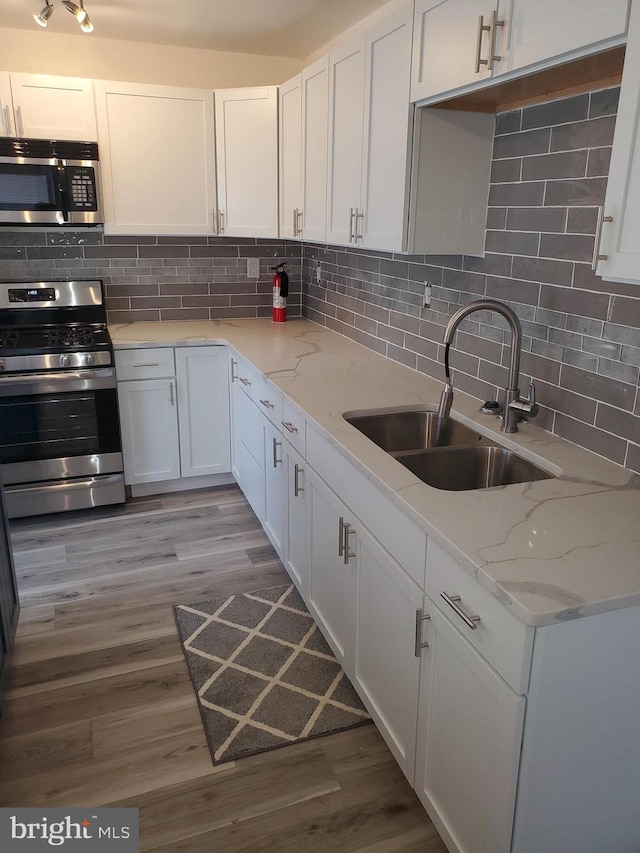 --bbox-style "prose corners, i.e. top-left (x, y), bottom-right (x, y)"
top-left (47, 326), bottom-right (98, 347)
